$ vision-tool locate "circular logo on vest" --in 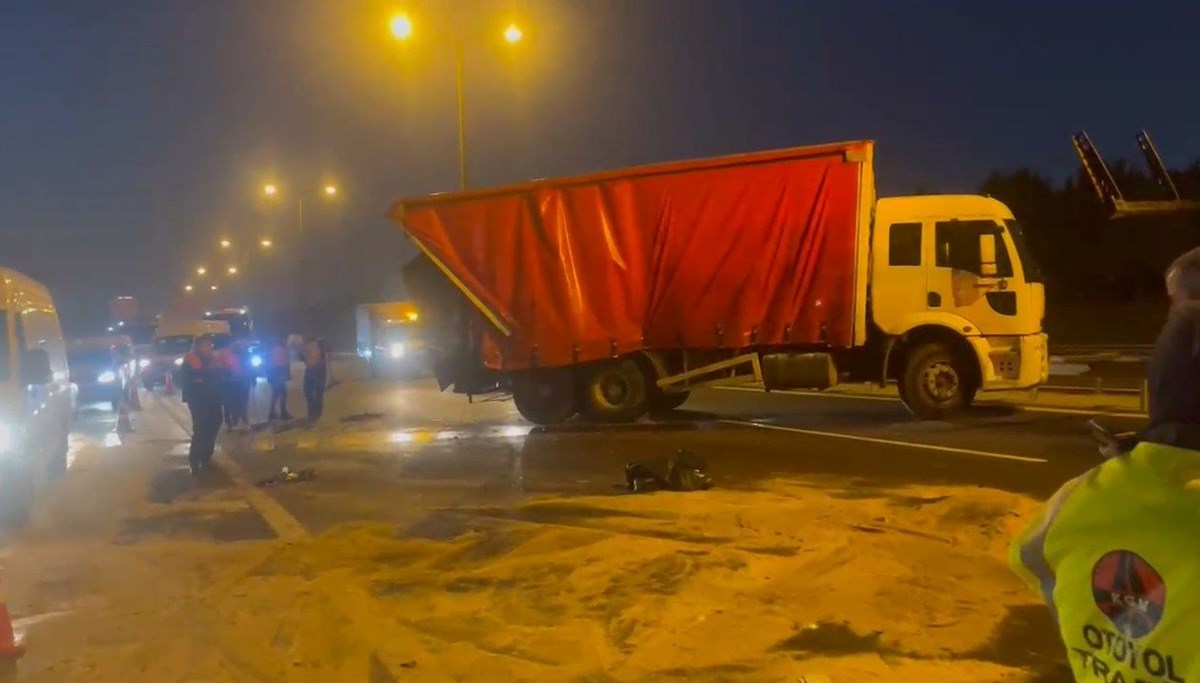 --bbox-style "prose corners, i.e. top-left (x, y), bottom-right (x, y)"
top-left (1091, 550), bottom-right (1166, 639)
